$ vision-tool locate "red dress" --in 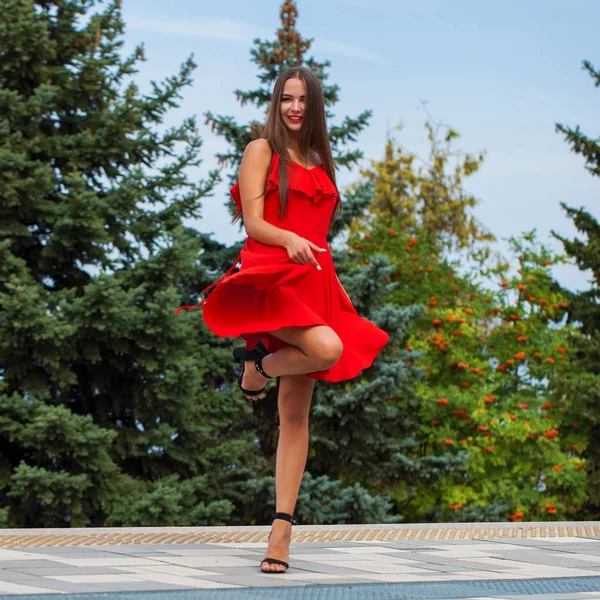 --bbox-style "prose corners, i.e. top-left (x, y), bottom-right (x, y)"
top-left (176, 152), bottom-right (389, 382)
